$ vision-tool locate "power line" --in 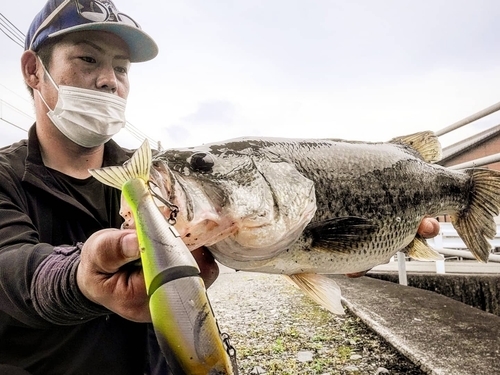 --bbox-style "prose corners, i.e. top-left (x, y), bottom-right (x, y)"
top-left (0, 83), bottom-right (32, 106)
top-left (0, 13), bottom-right (24, 48)
top-left (0, 26), bottom-right (24, 48)
top-left (0, 13), bottom-right (24, 39)
top-left (0, 117), bottom-right (28, 133)
top-left (0, 99), bottom-right (34, 121)
top-left (125, 121), bottom-right (159, 148)
top-left (0, 96), bottom-right (32, 135)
